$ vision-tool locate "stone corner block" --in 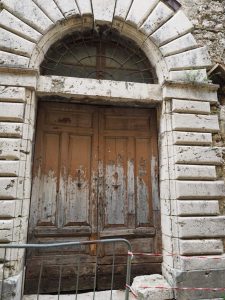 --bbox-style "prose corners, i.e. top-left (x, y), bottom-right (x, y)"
top-left (131, 274), bottom-right (173, 300)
